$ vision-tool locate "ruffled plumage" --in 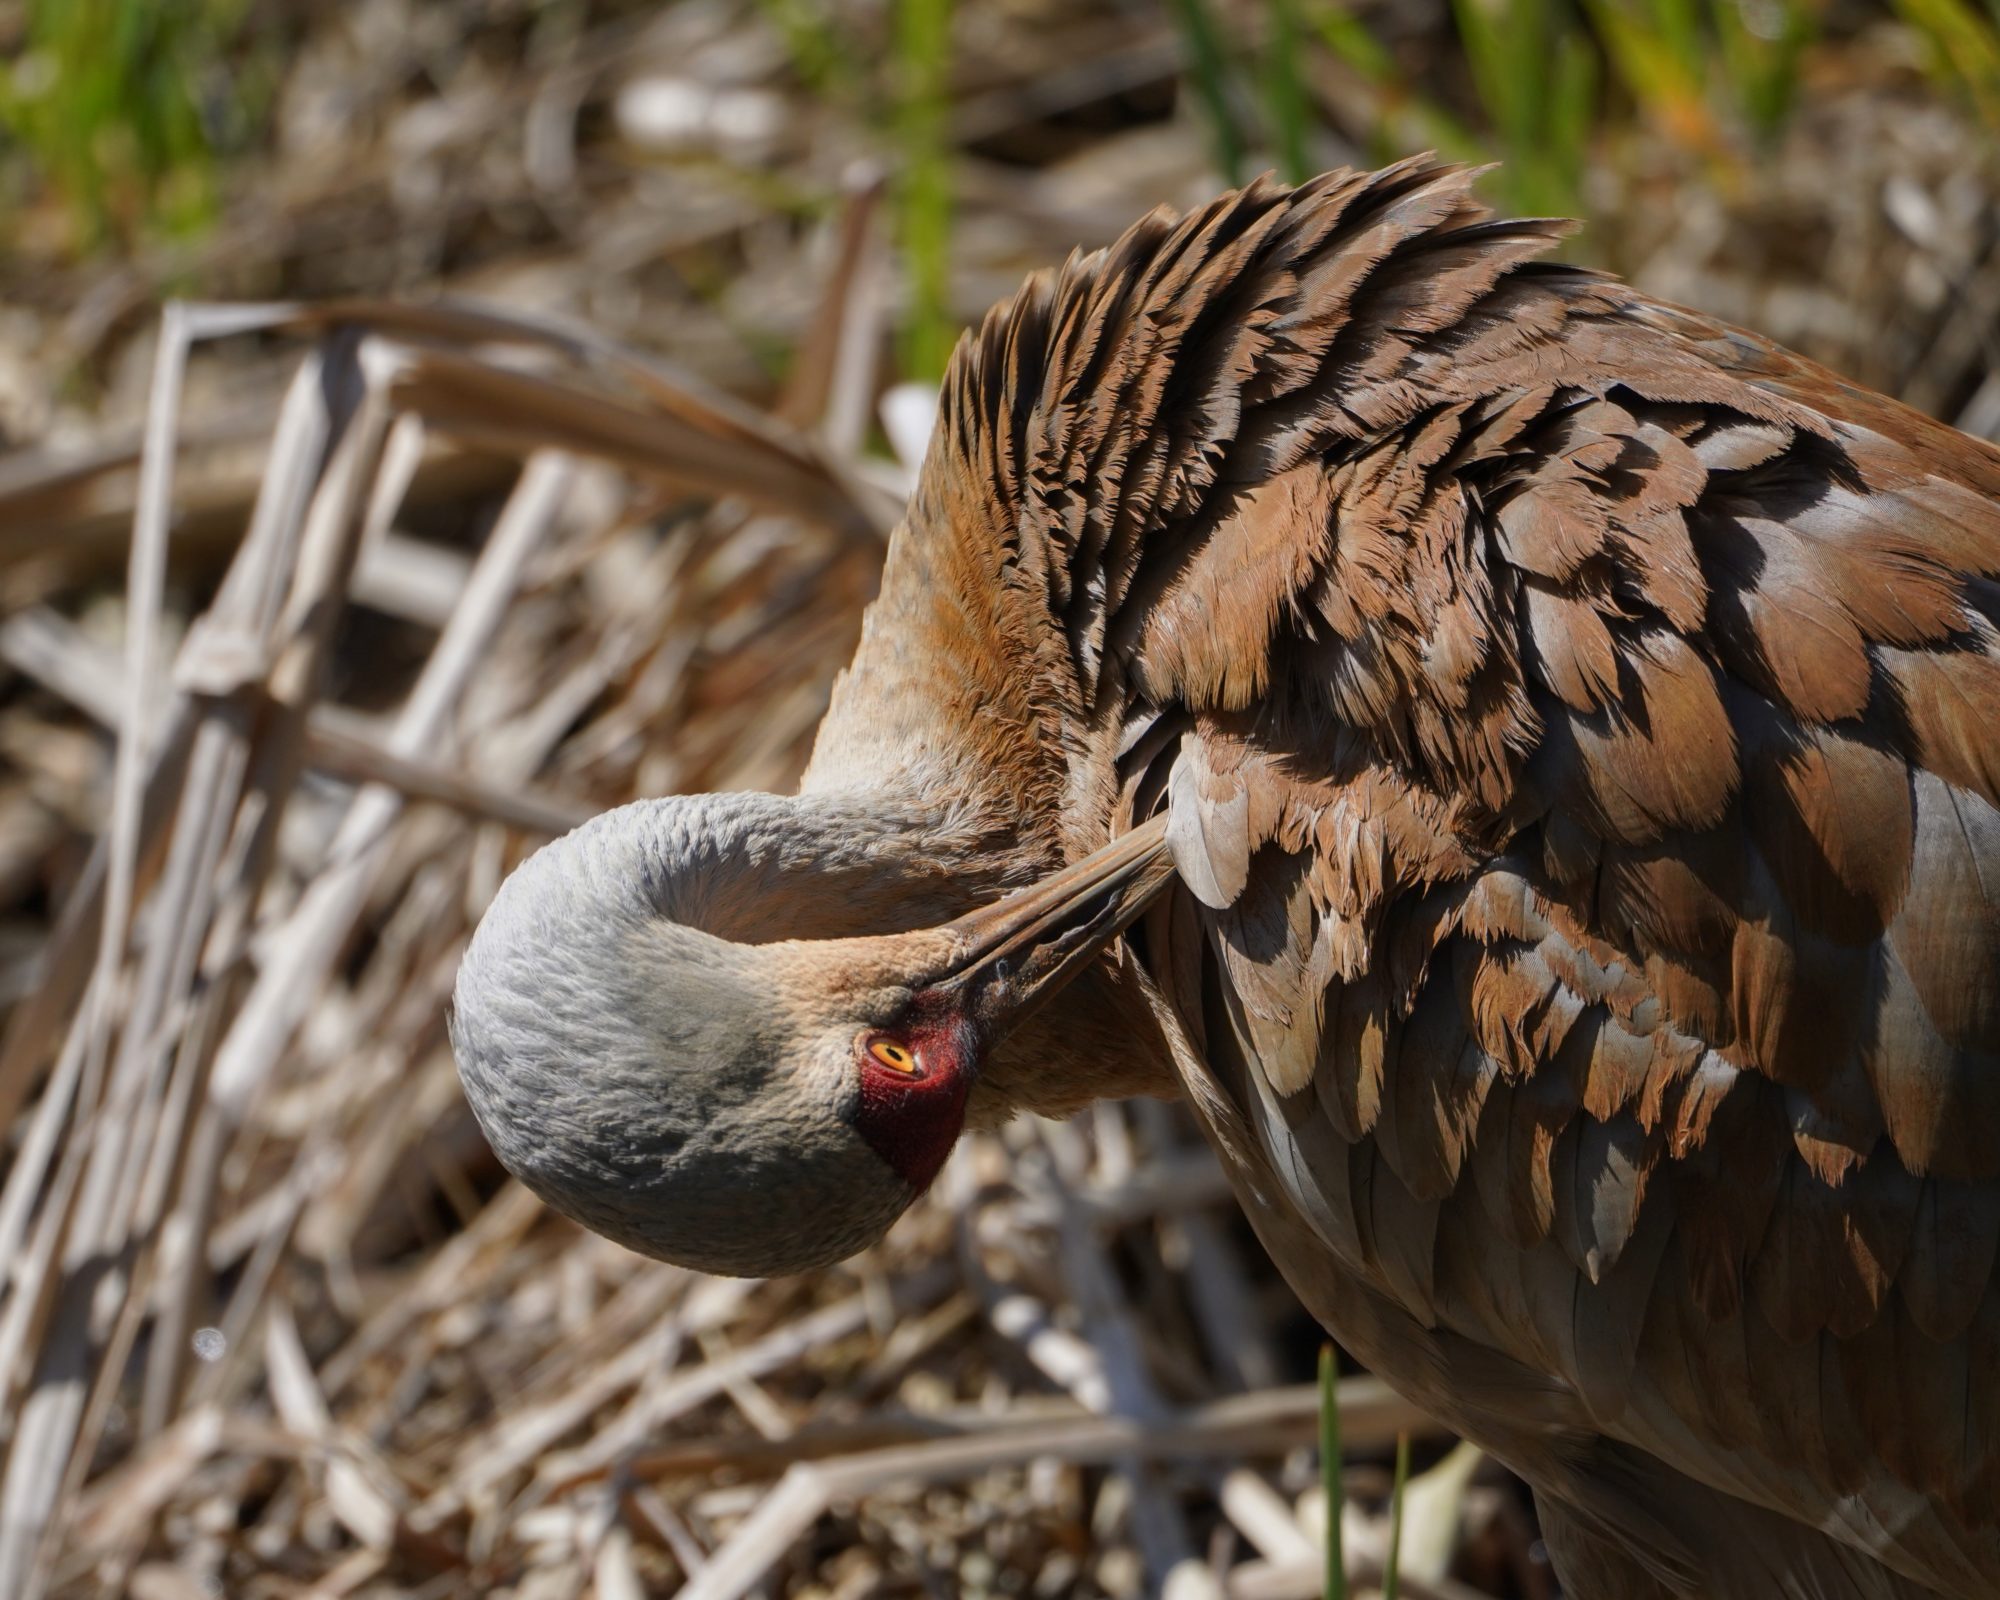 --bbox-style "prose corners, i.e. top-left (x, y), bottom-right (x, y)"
top-left (808, 160), bottom-right (2000, 1598)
